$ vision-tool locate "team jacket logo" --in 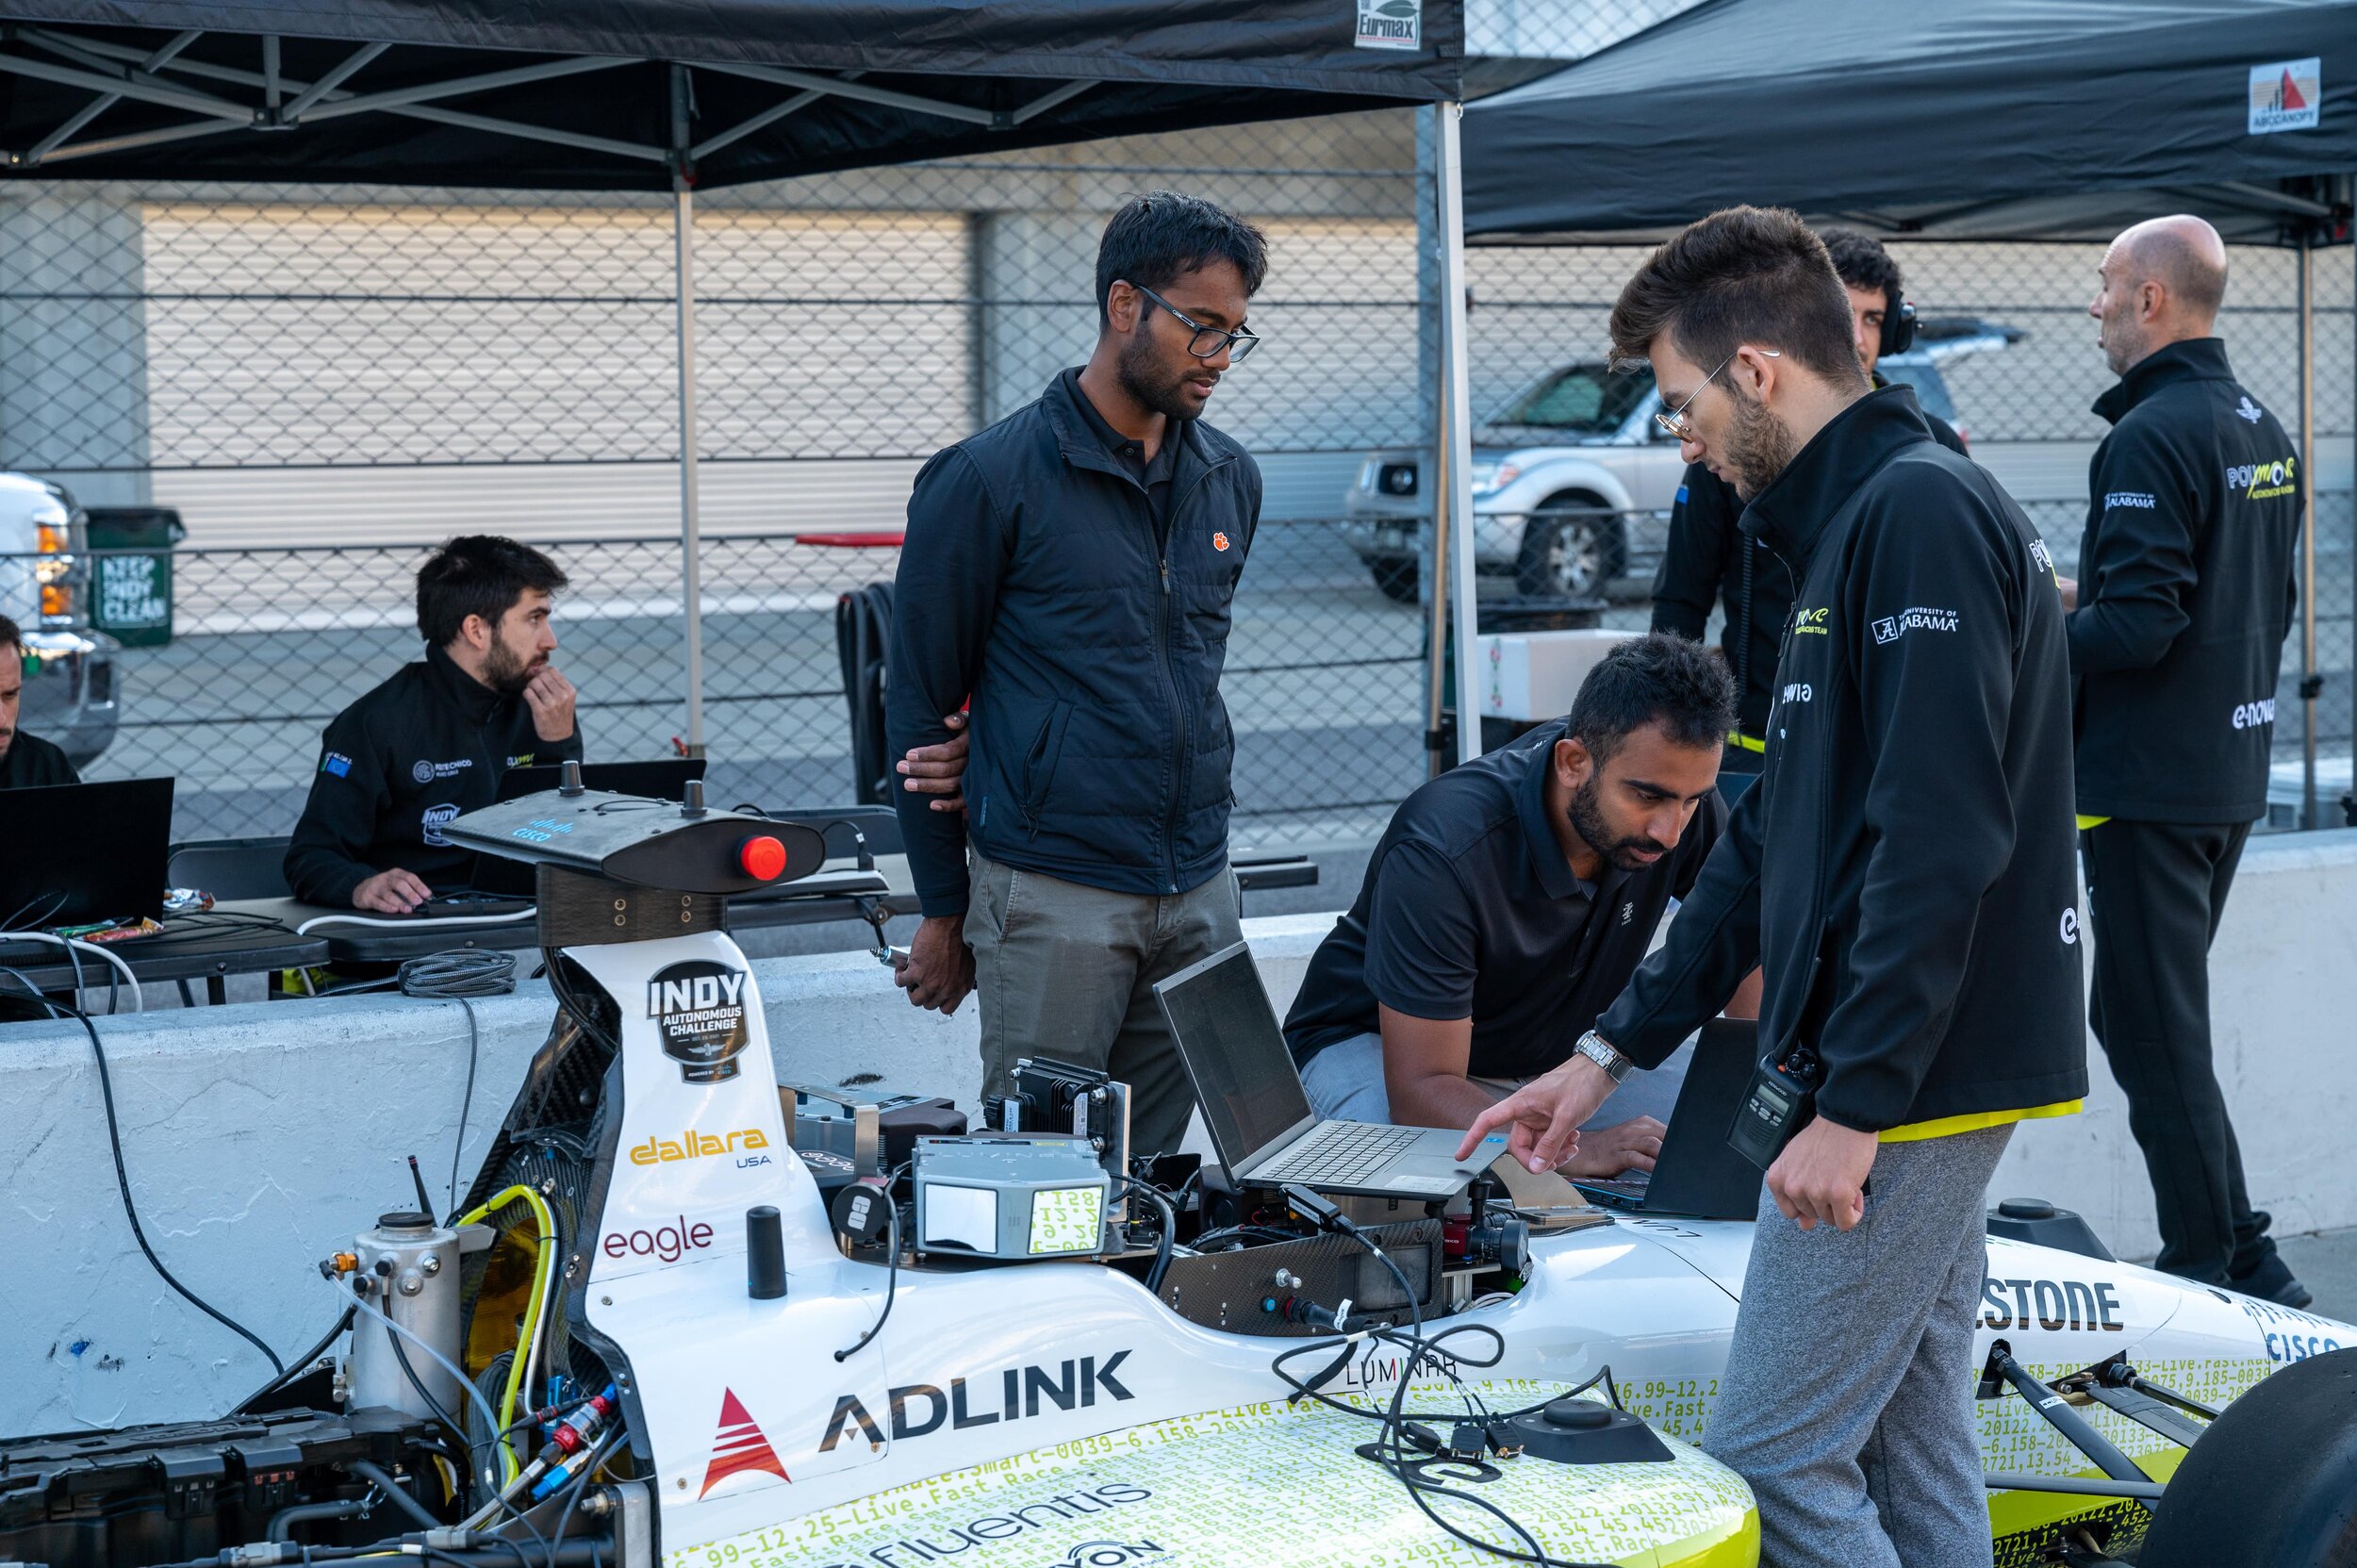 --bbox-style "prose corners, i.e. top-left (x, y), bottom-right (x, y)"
top-left (1871, 606), bottom-right (1959, 644)
top-left (2232, 698), bottom-right (2278, 731)
top-left (2103, 491), bottom-right (2156, 511)
top-left (1792, 606), bottom-right (1830, 635)
top-left (819, 1351), bottom-right (1135, 1454)
top-left (321, 751), bottom-right (354, 778)
top-left (648, 959), bottom-right (751, 1081)
top-left (2227, 455), bottom-right (2297, 501)
top-left (1211, 531), bottom-right (1231, 553)
top-left (421, 802), bottom-right (461, 846)
top-left (700, 1388), bottom-right (789, 1496)
top-left (2235, 394), bottom-right (2266, 423)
